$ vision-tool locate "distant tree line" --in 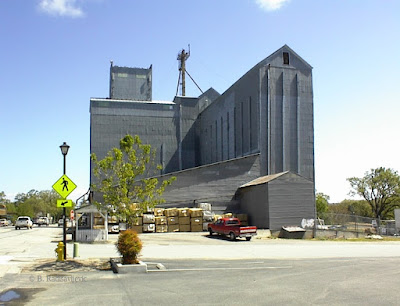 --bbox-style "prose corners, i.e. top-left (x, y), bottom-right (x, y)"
top-left (0, 190), bottom-right (72, 222)
top-left (317, 167), bottom-right (400, 220)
